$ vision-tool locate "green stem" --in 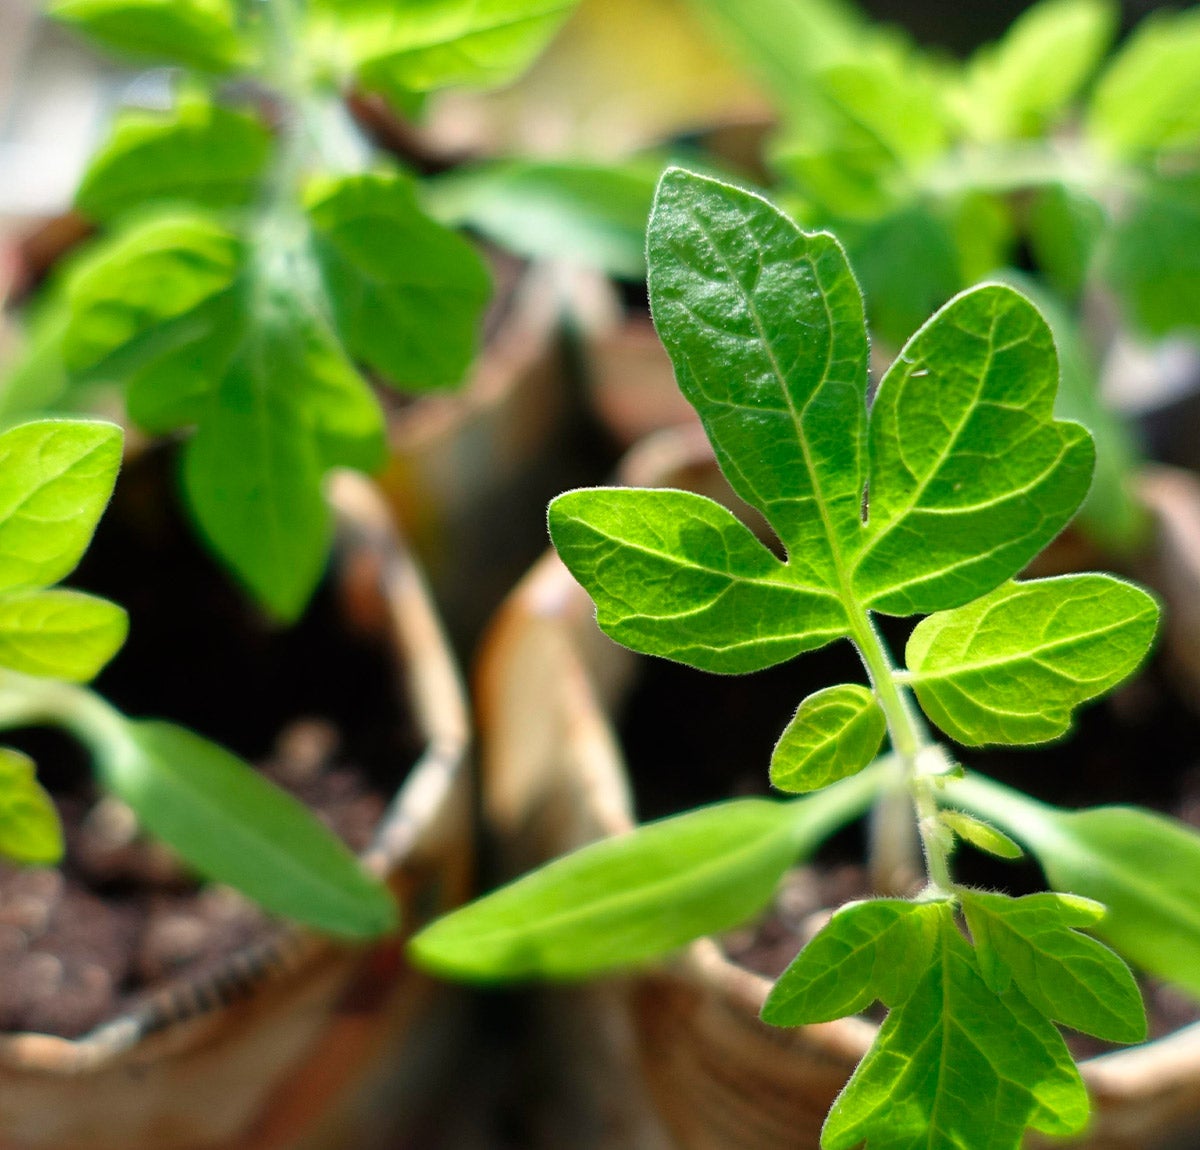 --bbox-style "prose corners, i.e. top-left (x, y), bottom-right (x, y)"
top-left (787, 756), bottom-right (891, 848)
top-left (846, 604), bottom-right (955, 897)
top-left (0, 671), bottom-right (134, 764)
